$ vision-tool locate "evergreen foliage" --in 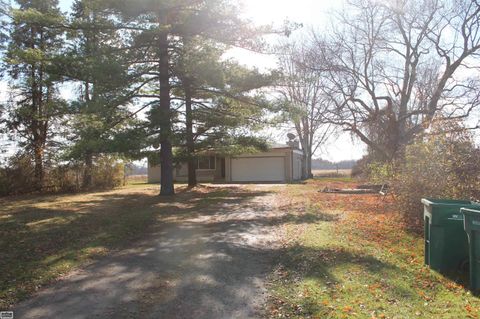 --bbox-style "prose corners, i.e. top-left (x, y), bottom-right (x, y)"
top-left (1, 0), bottom-right (66, 190)
top-left (0, 0), bottom-right (278, 195)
